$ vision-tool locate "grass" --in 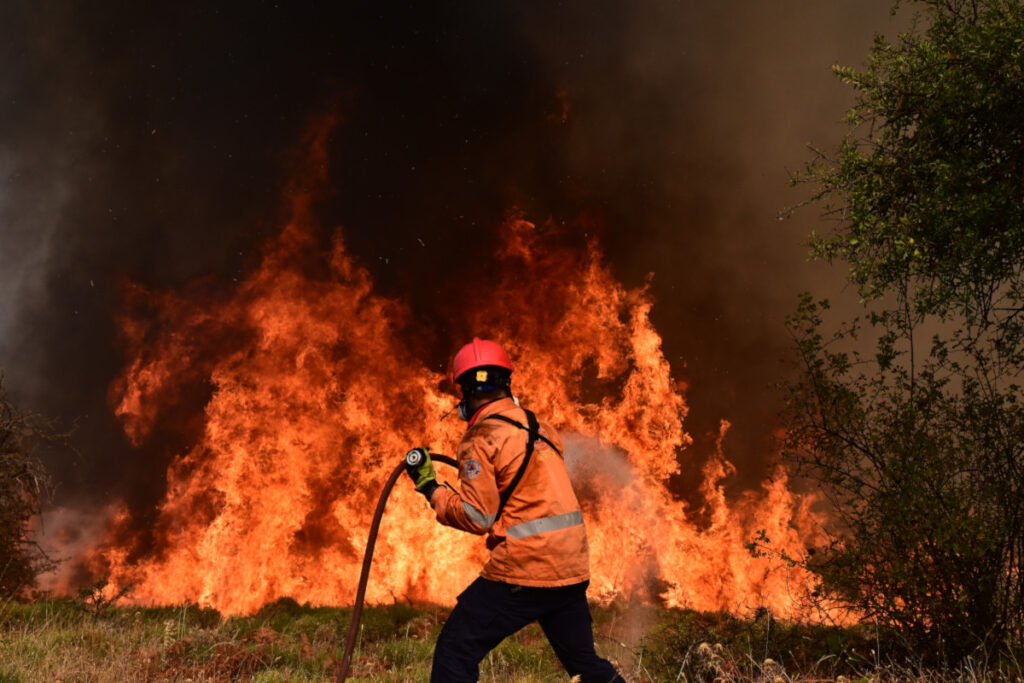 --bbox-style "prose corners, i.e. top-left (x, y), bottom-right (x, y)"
top-left (0, 597), bottom-right (1020, 682)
